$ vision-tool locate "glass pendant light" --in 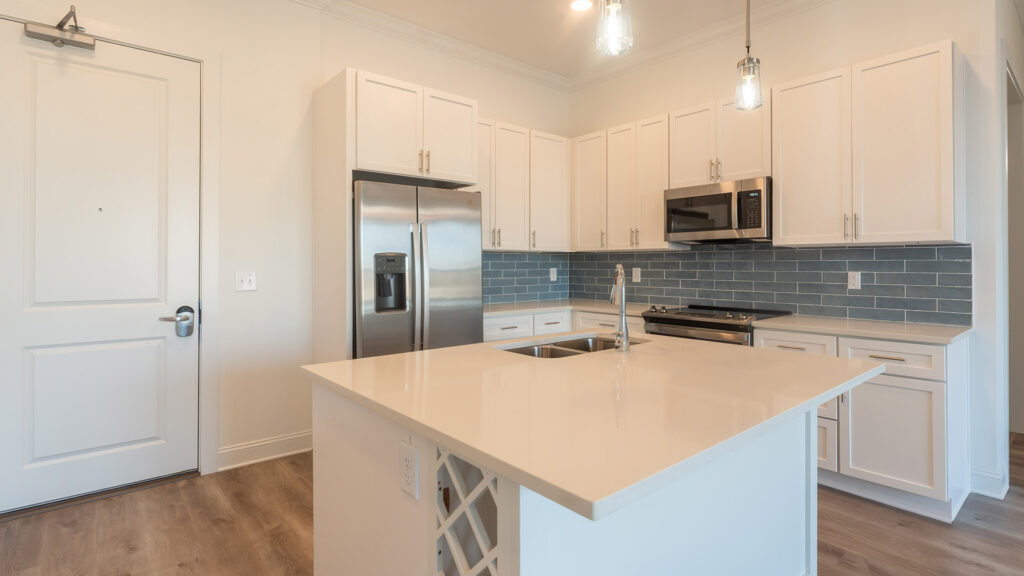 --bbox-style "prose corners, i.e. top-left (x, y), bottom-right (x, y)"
top-left (596, 0), bottom-right (633, 56)
top-left (735, 0), bottom-right (763, 110)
